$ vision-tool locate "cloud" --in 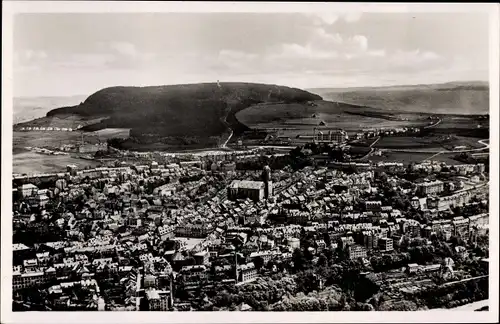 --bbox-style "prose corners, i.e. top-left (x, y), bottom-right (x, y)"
top-left (218, 49), bottom-right (258, 61)
top-left (311, 13), bottom-right (339, 25)
top-left (344, 13), bottom-right (363, 23)
top-left (109, 41), bottom-right (138, 57)
top-left (14, 49), bottom-right (47, 65)
top-left (368, 49), bottom-right (386, 57)
top-left (54, 53), bottom-right (115, 69)
top-left (308, 12), bottom-right (363, 25)
top-left (311, 28), bottom-right (343, 47)
top-left (272, 43), bottom-right (338, 60)
top-left (390, 49), bottom-right (443, 67)
top-left (272, 29), bottom-right (372, 62)
top-left (335, 35), bottom-right (369, 53)
top-left (94, 41), bottom-right (157, 67)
